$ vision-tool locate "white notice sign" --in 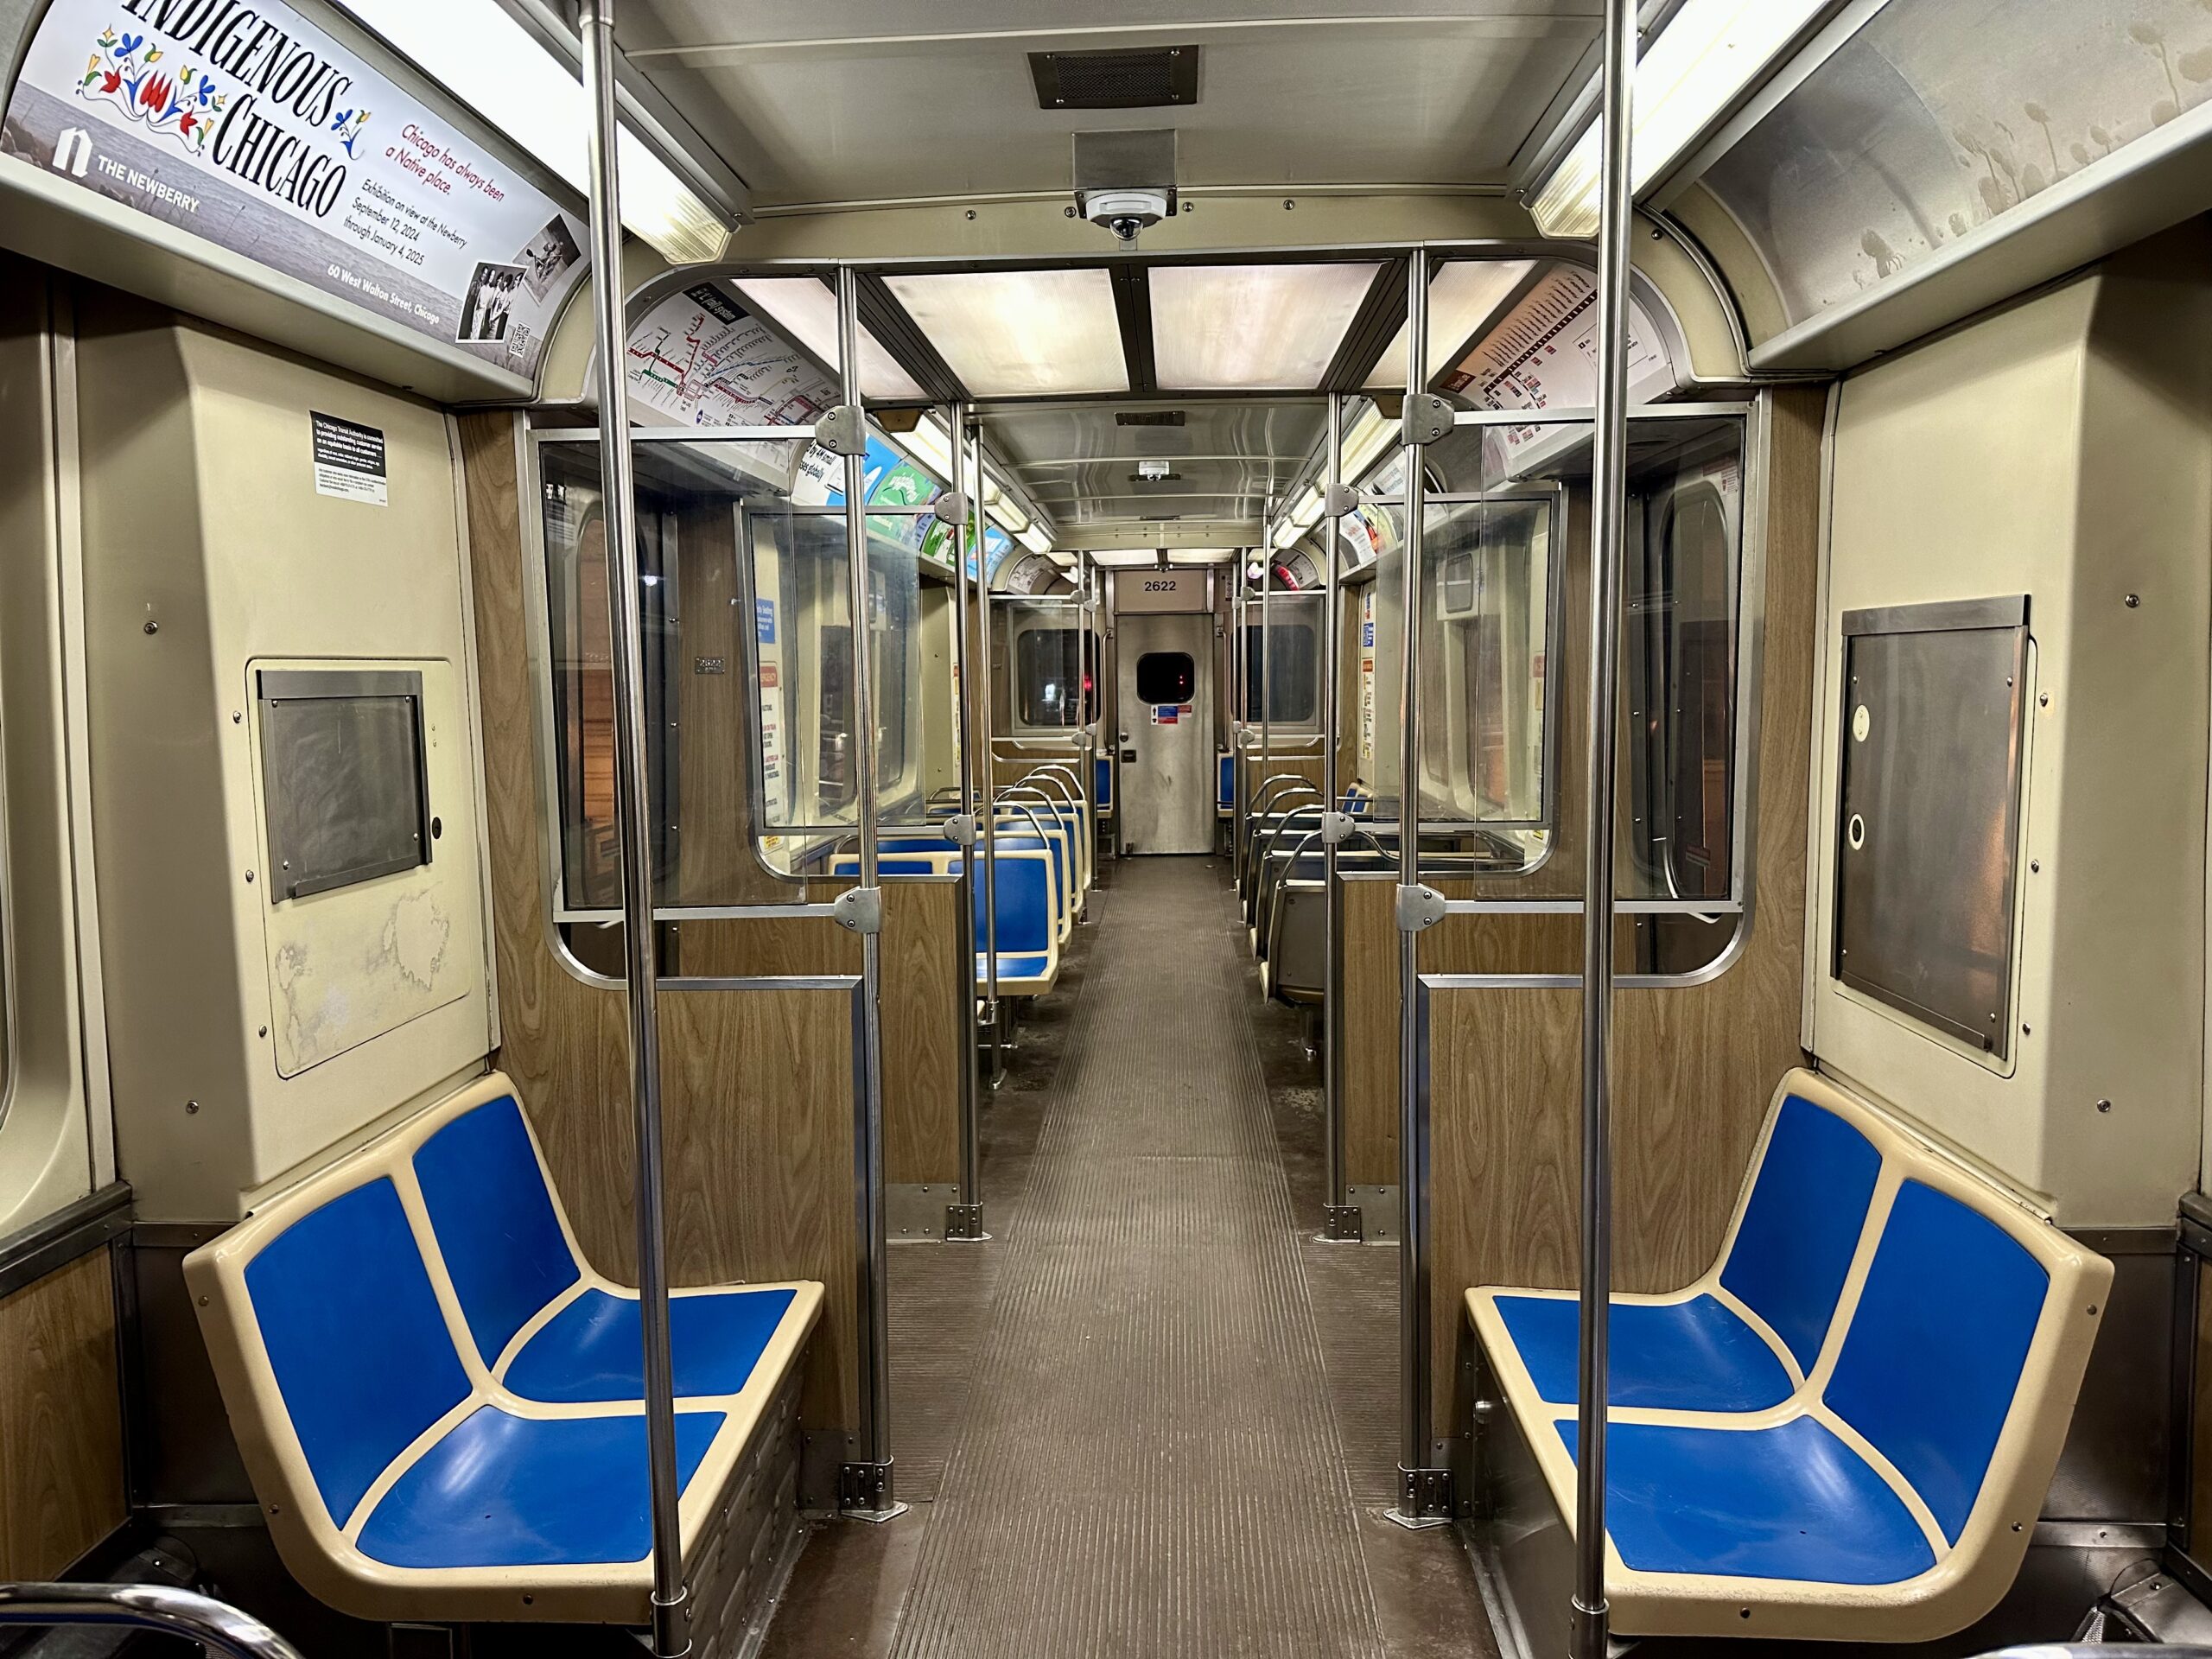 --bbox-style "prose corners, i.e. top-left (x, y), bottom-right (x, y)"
top-left (1, 0), bottom-right (590, 378)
